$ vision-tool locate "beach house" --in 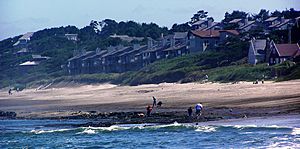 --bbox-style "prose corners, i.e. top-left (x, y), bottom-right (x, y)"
top-left (187, 30), bottom-right (239, 53)
top-left (268, 40), bottom-right (300, 65)
top-left (248, 38), bottom-right (268, 65)
top-left (65, 34), bottom-right (78, 41)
